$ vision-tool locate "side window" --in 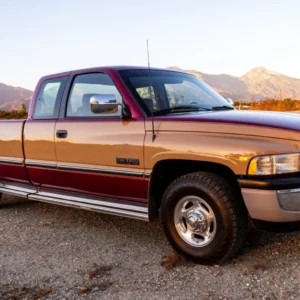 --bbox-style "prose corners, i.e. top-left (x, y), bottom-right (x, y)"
top-left (33, 77), bottom-right (67, 119)
top-left (136, 86), bottom-right (157, 111)
top-left (66, 73), bottom-right (122, 117)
